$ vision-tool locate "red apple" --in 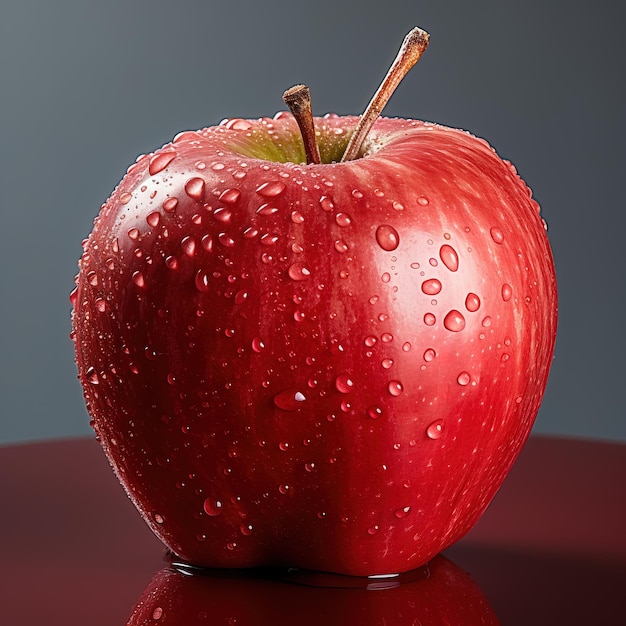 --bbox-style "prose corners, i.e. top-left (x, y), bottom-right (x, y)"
top-left (71, 28), bottom-right (557, 576)
top-left (126, 555), bottom-right (500, 625)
